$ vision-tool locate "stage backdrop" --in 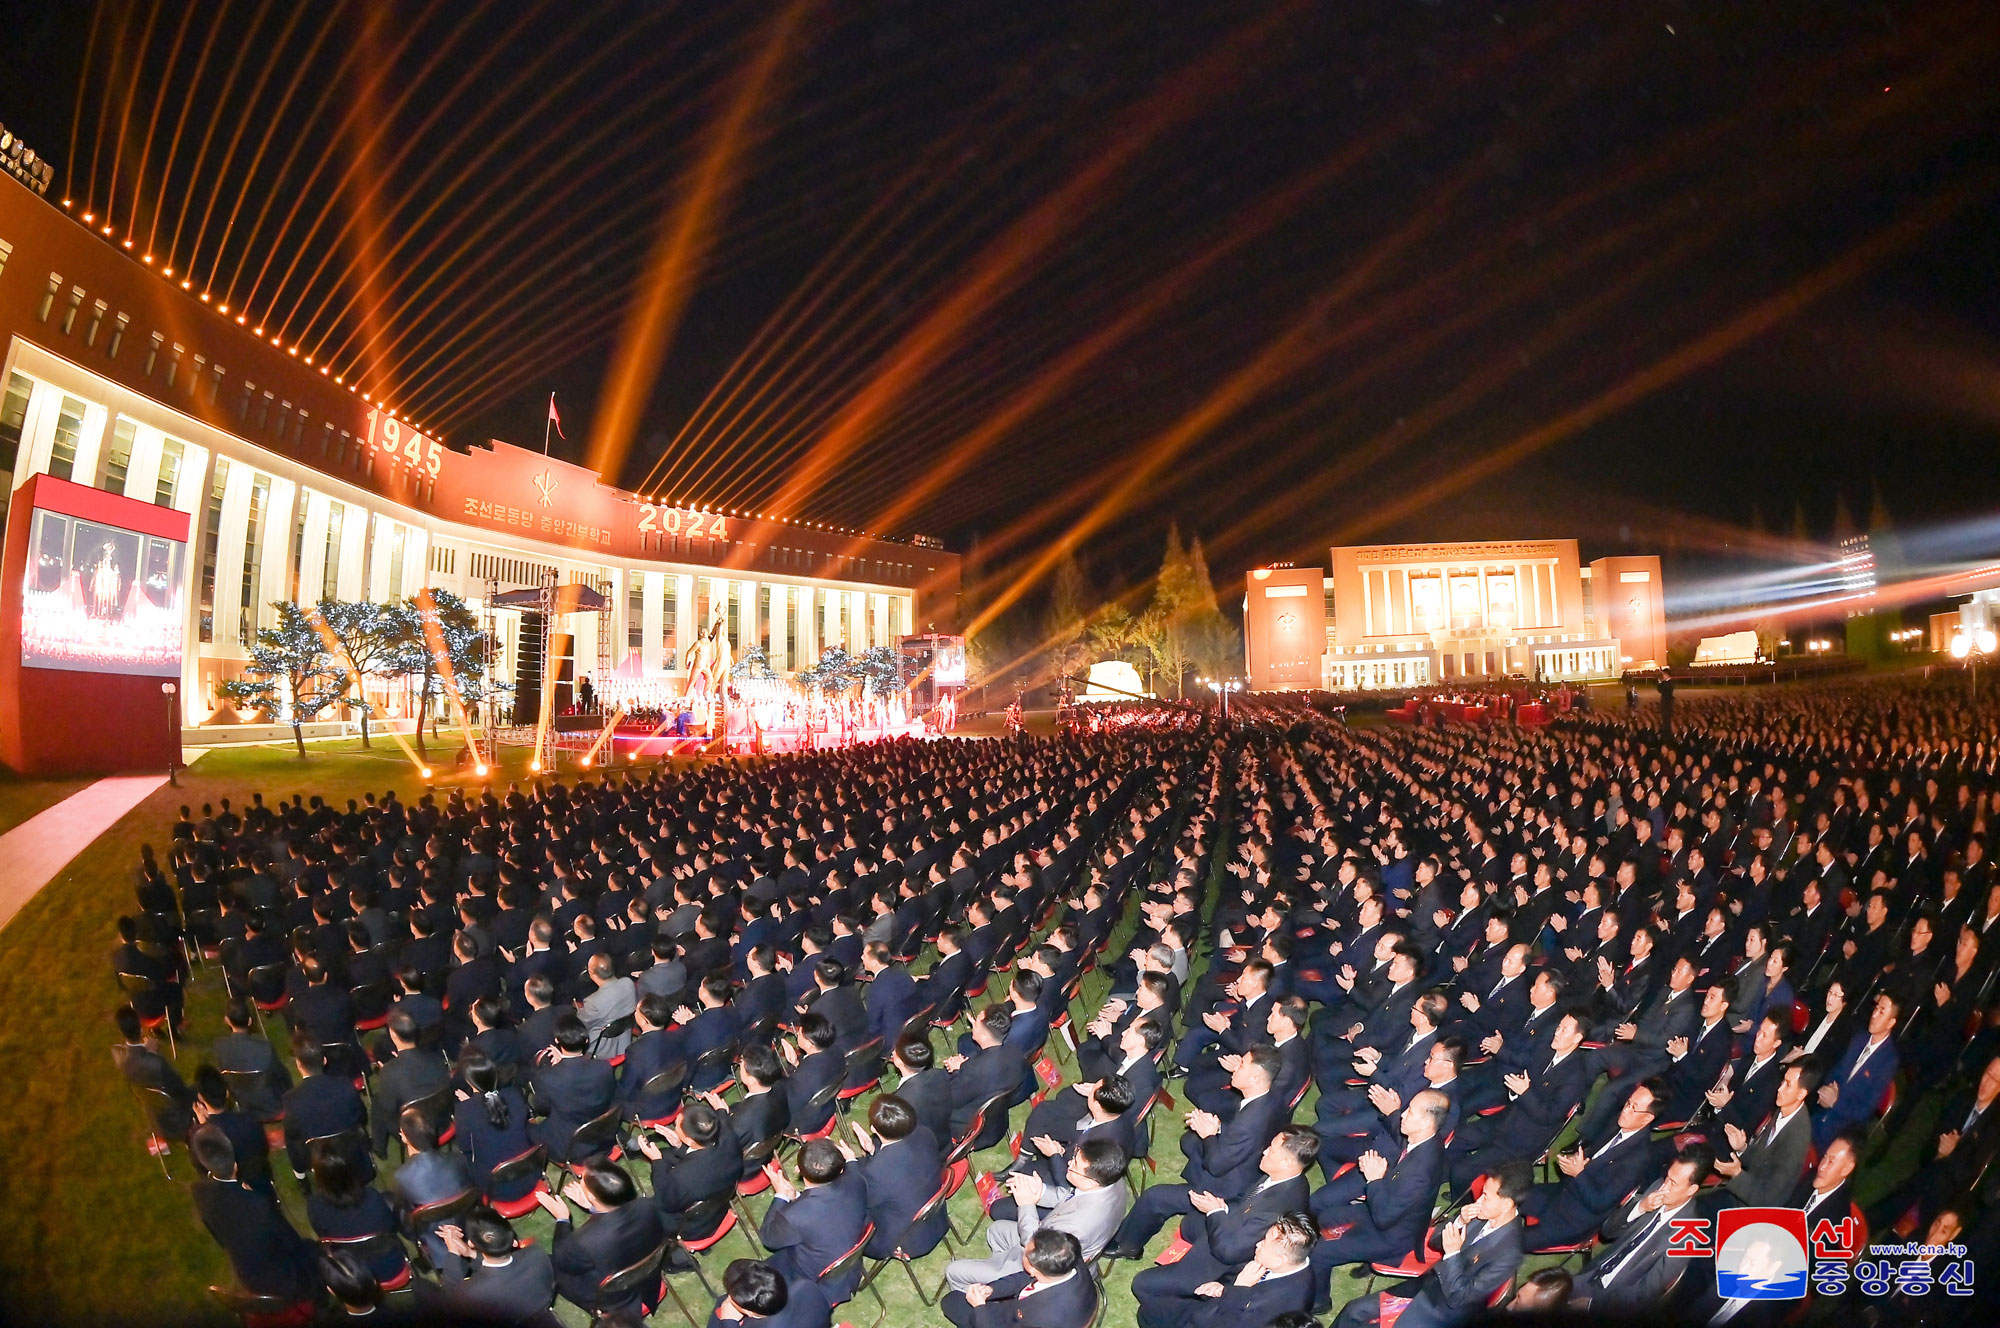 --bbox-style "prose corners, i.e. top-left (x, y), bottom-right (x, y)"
top-left (1, 473), bottom-right (189, 774)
